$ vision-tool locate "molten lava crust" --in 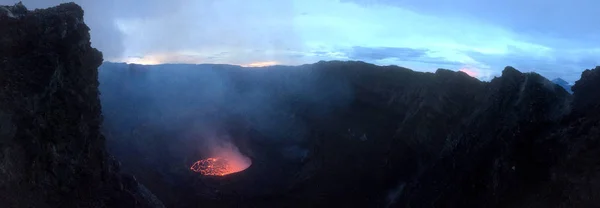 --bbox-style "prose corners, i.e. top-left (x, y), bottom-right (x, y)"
top-left (190, 157), bottom-right (249, 176)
